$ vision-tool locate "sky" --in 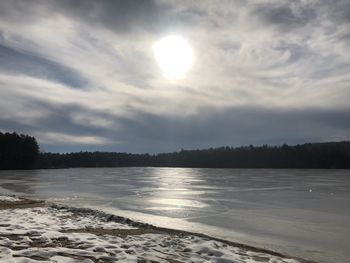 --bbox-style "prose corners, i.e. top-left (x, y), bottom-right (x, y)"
top-left (0, 0), bottom-right (350, 153)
